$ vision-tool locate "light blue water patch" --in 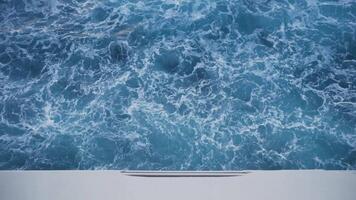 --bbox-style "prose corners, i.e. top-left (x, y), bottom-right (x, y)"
top-left (0, 0), bottom-right (355, 170)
